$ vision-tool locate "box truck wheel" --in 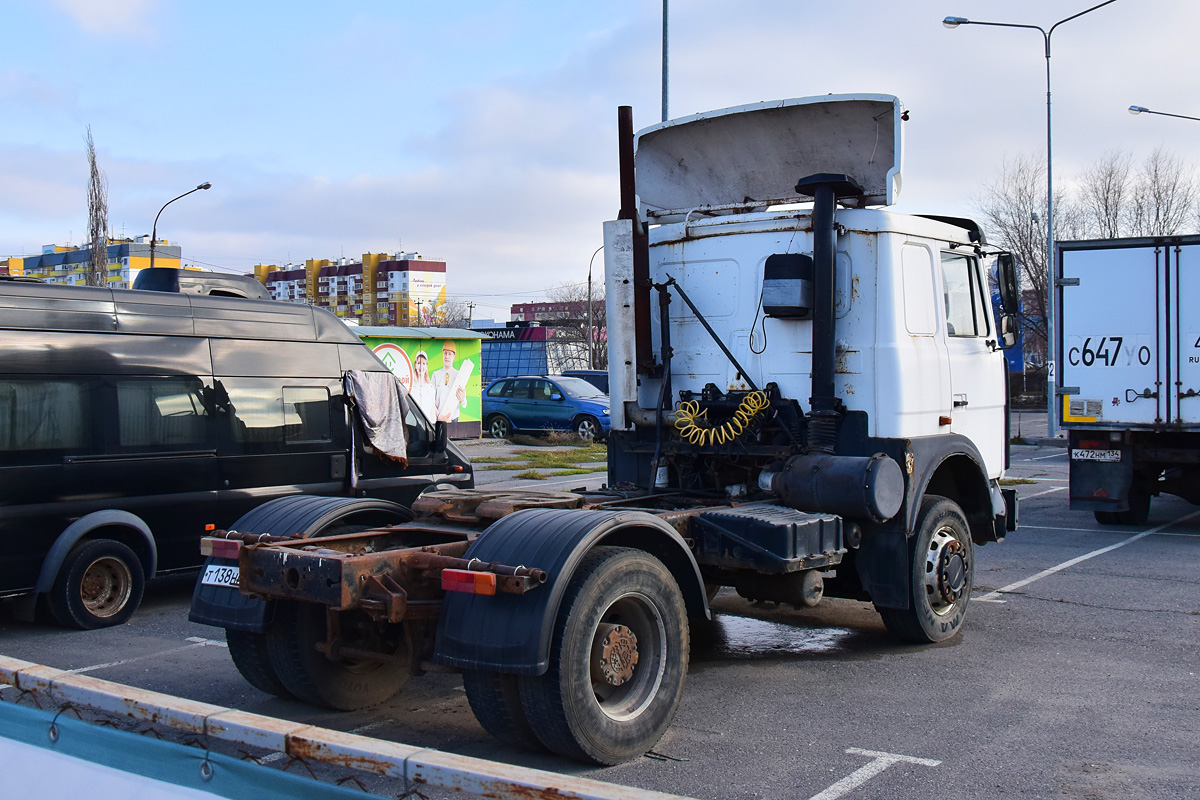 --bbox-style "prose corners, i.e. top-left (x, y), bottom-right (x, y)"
top-left (265, 600), bottom-right (411, 711)
top-left (517, 546), bottom-right (689, 765)
top-left (48, 539), bottom-right (145, 629)
top-left (462, 671), bottom-right (545, 752)
top-left (878, 495), bottom-right (973, 643)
